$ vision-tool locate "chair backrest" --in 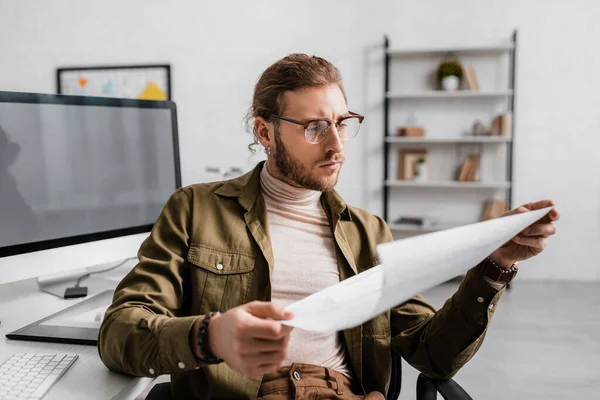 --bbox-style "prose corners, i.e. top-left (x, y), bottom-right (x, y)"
top-left (145, 381), bottom-right (170, 400)
top-left (387, 350), bottom-right (402, 400)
